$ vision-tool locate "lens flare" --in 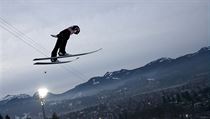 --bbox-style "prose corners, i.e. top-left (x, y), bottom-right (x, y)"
top-left (38, 87), bottom-right (48, 98)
